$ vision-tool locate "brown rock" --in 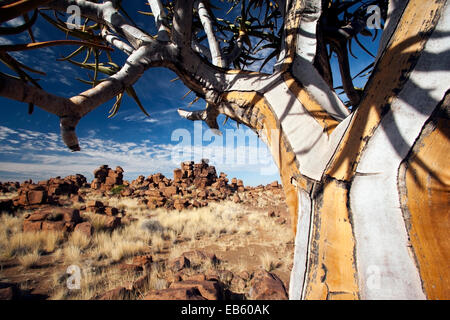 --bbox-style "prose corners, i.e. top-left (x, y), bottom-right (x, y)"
top-left (86, 207), bottom-right (104, 214)
top-left (121, 188), bottom-right (133, 197)
top-left (205, 270), bottom-right (220, 282)
top-left (169, 256), bottom-right (190, 272)
top-left (151, 173), bottom-right (163, 184)
top-left (162, 185), bottom-right (178, 198)
top-left (86, 200), bottom-right (104, 208)
top-left (130, 274), bottom-right (149, 292)
top-left (132, 255), bottom-right (153, 268)
top-left (181, 250), bottom-right (219, 265)
top-left (42, 221), bottom-right (65, 232)
top-left (96, 286), bottom-right (130, 300)
top-left (27, 190), bottom-right (47, 205)
top-left (70, 194), bottom-right (85, 203)
top-left (184, 274), bottom-right (206, 282)
top-left (105, 176), bottom-right (120, 186)
top-left (173, 169), bottom-right (183, 181)
top-left (238, 271), bottom-right (251, 281)
top-left (119, 263), bottom-right (143, 273)
top-left (143, 288), bottom-right (206, 300)
top-left (23, 221), bottom-right (42, 232)
top-left (115, 166), bottom-right (124, 173)
top-left (25, 210), bottom-right (49, 221)
top-left (104, 216), bottom-right (121, 230)
top-left (60, 208), bottom-right (81, 223)
top-left (170, 280), bottom-right (223, 300)
top-left (74, 222), bottom-right (94, 237)
top-left (233, 193), bottom-right (241, 203)
top-left (269, 181), bottom-right (279, 188)
top-left (104, 206), bottom-right (119, 216)
top-left (174, 199), bottom-right (188, 211)
top-left (0, 284), bottom-right (18, 300)
top-left (231, 275), bottom-right (246, 292)
top-left (248, 270), bottom-right (288, 300)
